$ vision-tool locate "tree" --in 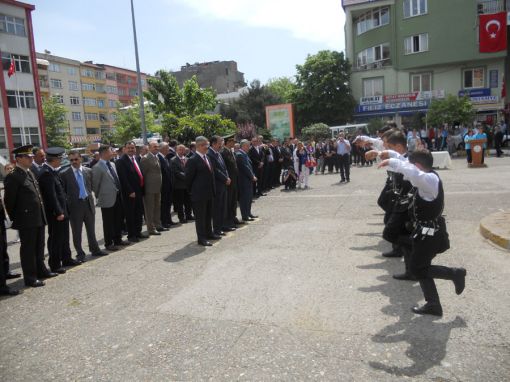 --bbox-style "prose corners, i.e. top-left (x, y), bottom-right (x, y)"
top-left (265, 77), bottom-right (296, 103)
top-left (427, 95), bottom-right (475, 128)
top-left (181, 76), bottom-right (217, 116)
top-left (163, 114), bottom-right (236, 145)
top-left (367, 118), bottom-right (384, 135)
top-left (113, 98), bottom-right (158, 144)
top-left (42, 96), bottom-right (71, 148)
top-left (301, 123), bottom-right (331, 141)
top-left (293, 50), bottom-right (356, 130)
